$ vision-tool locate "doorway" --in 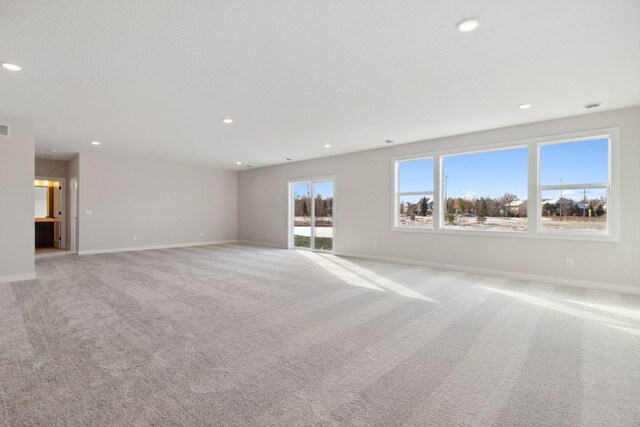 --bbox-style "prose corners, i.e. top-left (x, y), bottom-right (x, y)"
top-left (34, 177), bottom-right (66, 254)
top-left (289, 177), bottom-right (335, 252)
